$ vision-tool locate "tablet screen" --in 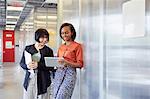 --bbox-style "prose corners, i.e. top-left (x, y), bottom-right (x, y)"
top-left (44, 57), bottom-right (64, 67)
